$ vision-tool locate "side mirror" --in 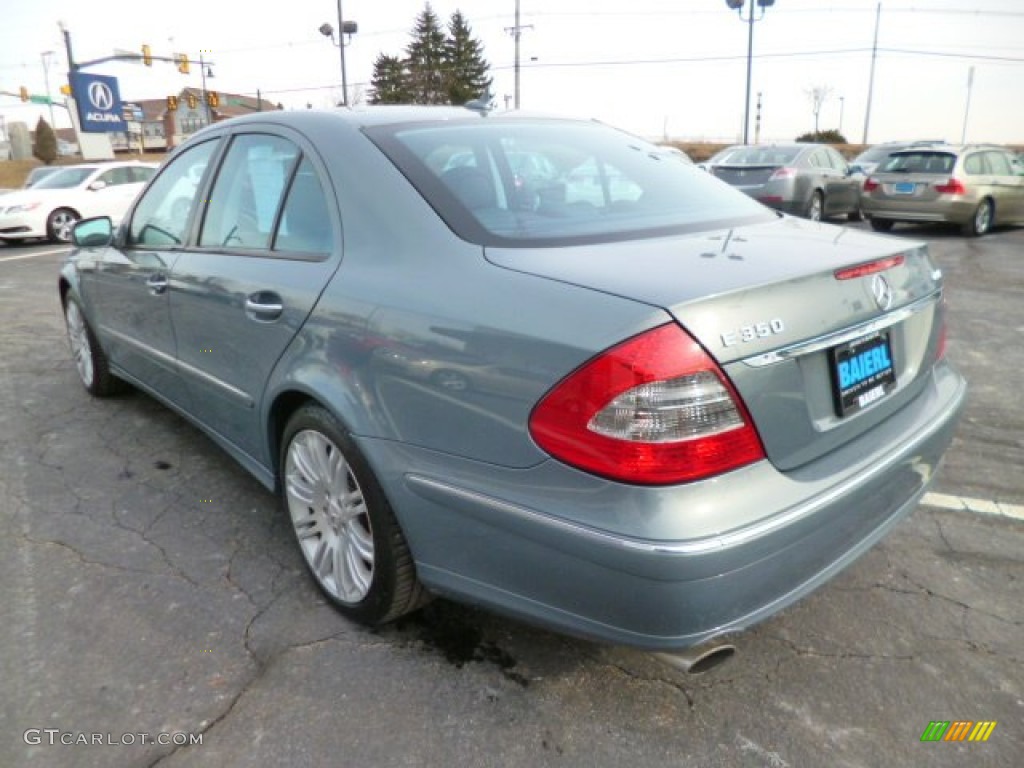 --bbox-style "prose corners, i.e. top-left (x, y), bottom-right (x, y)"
top-left (71, 216), bottom-right (114, 248)
top-left (87, 180), bottom-right (108, 192)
